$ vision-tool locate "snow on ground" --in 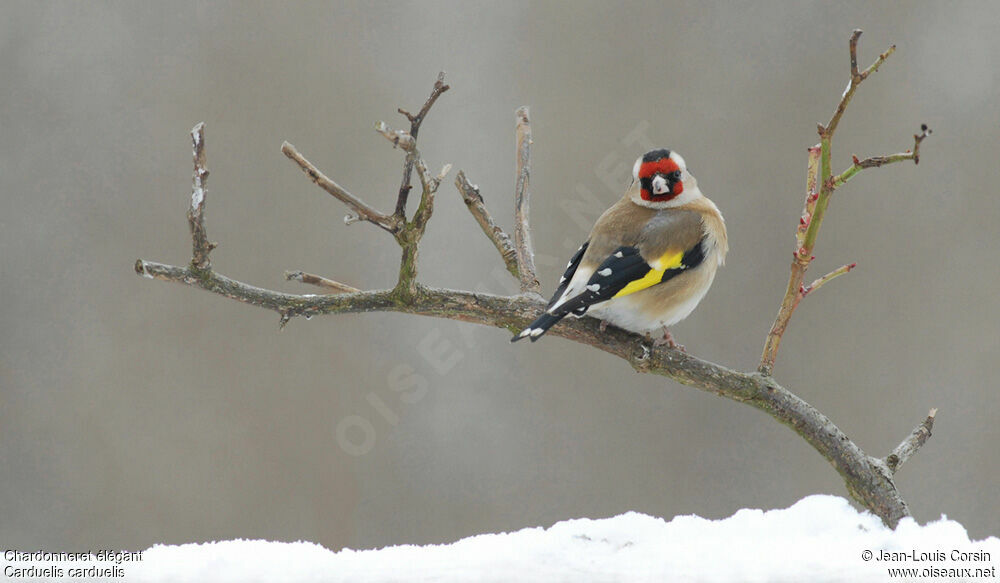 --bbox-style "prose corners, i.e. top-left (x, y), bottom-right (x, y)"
top-left (6, 495), bottom-right (998, 582)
